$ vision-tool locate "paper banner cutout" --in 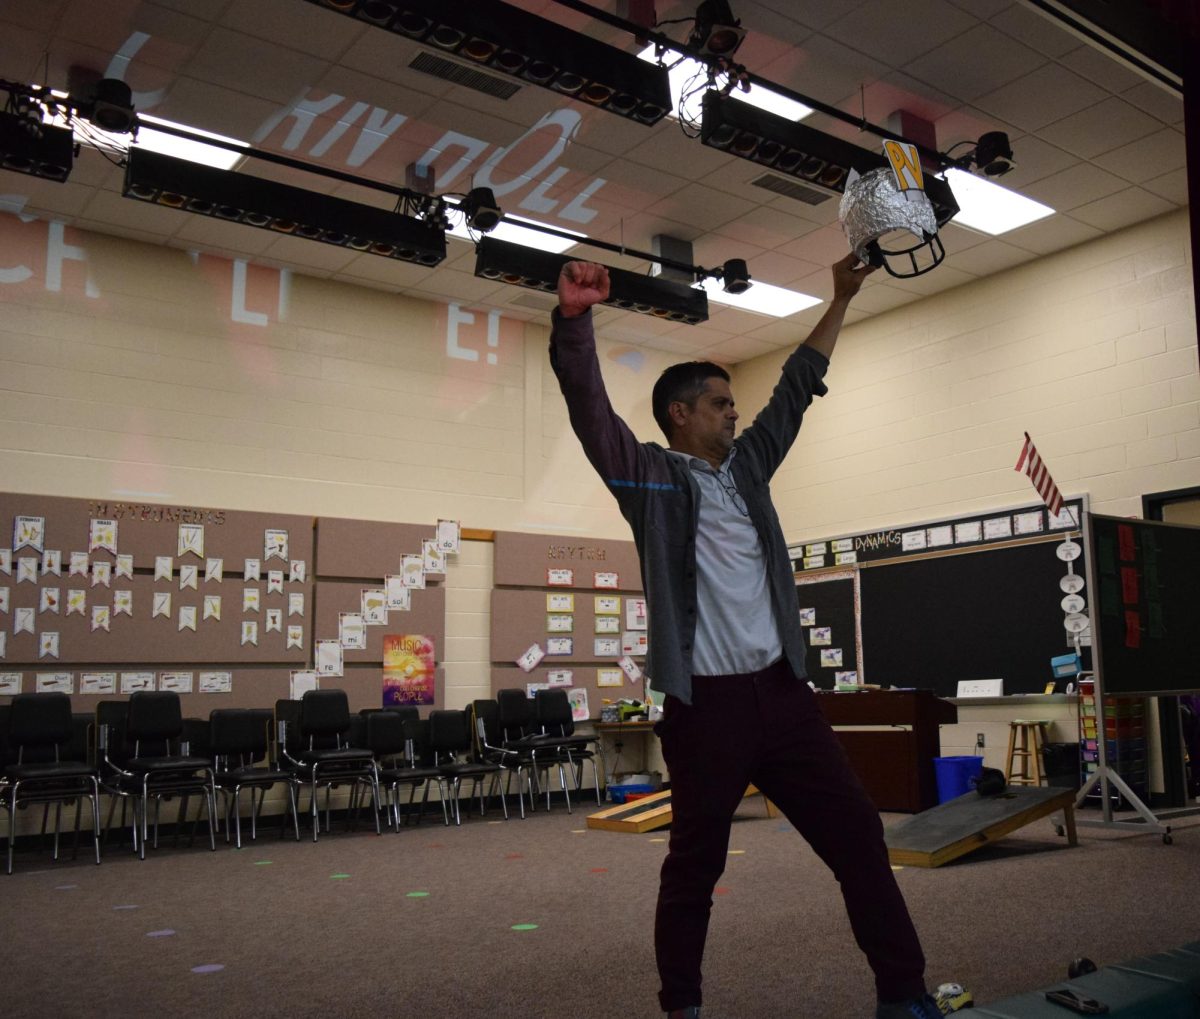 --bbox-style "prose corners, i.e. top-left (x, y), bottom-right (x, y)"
top-left (115, 554), bottom-right (134, 580)
top-left (205, 558), bottom-right (223, 583)
top-left (113, 590), bottom-right (133, 616)
top-left (92, 560), bottom-right (112, 588)
top-left (287, 624), bottom-right (303, 649)
top-left (69, 551), bottom-right (89, 577)
top-left (243, 588), bottom-right (260, 613)
top-left (14, 606), bottom-right (34, 634)
top-left (267, 570), bottom-right (283, 595)
top-left (289, 560), bottom-right (306, 583)
top-left (241, 621), bottom-right (258, 646)
top-left (177, 524), bottom-right (204, 558)
top-left (38, 631), bottom-right (60, 658)
top-left (288, 592), bottom-right (304, 617)
top-left (0, 633), bottom-right (6, 660)
top-left (89, 518), bottom-right (118, 553)
top-left (39, 587), bottom-right (60, 614)
top-left (264, 529), bottom-right (288, 562)
top-left (265, 608), bottom-right (282, 633)
top-left (17, 557), bottom-right (37, 584)
top-left (436, 519), bottom-right (460, 554)
top-left (179, 564), bottom-right (198, 590)
top-left (154, 556), bottom-right (173, 582)
top-left (91, 606), bottom-right (110, 632)
top-left (13, 516), bottom-right (45, 553)
top-left (178, 605), bottom-right (197, 632)
top-left (203, 595), bottom-right (221, 621)
top-left (152, 592), bottom-right (171, 619)
top-left (41, 550), bottom-right (62, 576)
top-left (0, 587), bottom-right (8, 613)
top-left (244, 558), bottom-right (261, 581)
top-left (0, 550), bottom-right (10, 574)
